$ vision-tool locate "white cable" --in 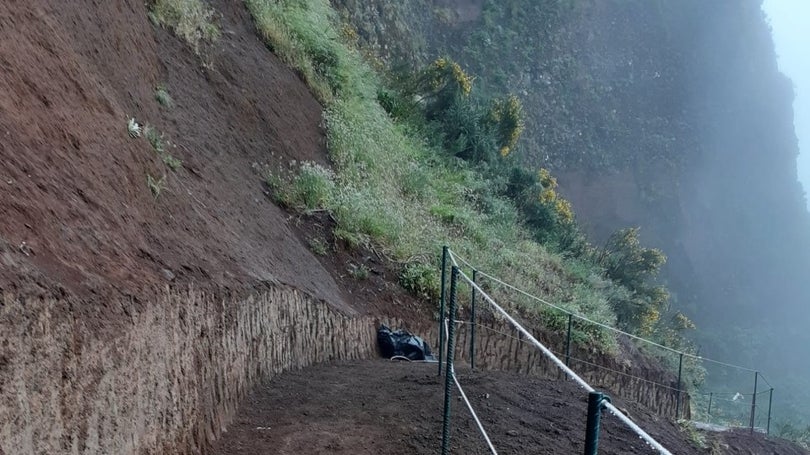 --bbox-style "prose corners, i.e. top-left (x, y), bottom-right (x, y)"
top-left (448, 249), bottom-right (477, 272)
top-left (454, 268), bottom-right (673, 455)
top-left (447, 250), bottom-right (459, 268)
top-left (443, 318), bottom-right (498, 454)
top-left (447, 249), bottom-right (757, 372)
top-left (602, 401), bottom-right (673, 454)
top-left (455, 268), bottom-right (593, 392)
top-left (452, 373), bottom-right (499, 455)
